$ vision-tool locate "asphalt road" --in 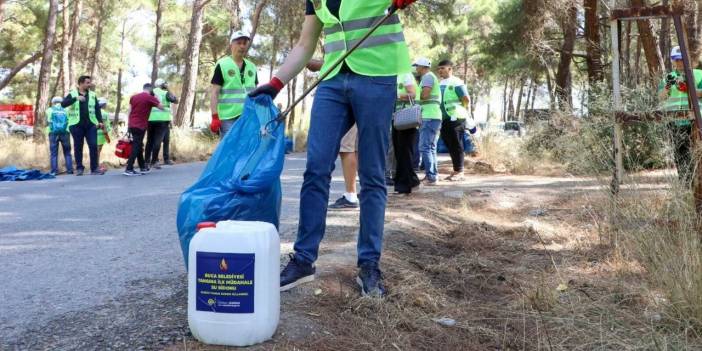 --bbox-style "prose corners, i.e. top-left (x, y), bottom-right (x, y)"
top-left (0, 154), bottom-right (345, 349)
